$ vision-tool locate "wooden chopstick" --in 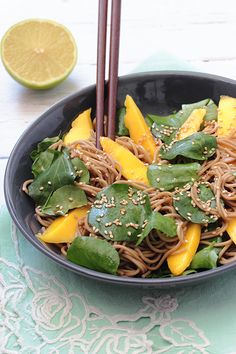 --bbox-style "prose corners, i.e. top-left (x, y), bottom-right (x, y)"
top-left (107, 0), bottom-right (121, 140)
top-left (96, 0), bottom-right (121, 147)
top-left (96, 0), bottom-right (108, 148)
